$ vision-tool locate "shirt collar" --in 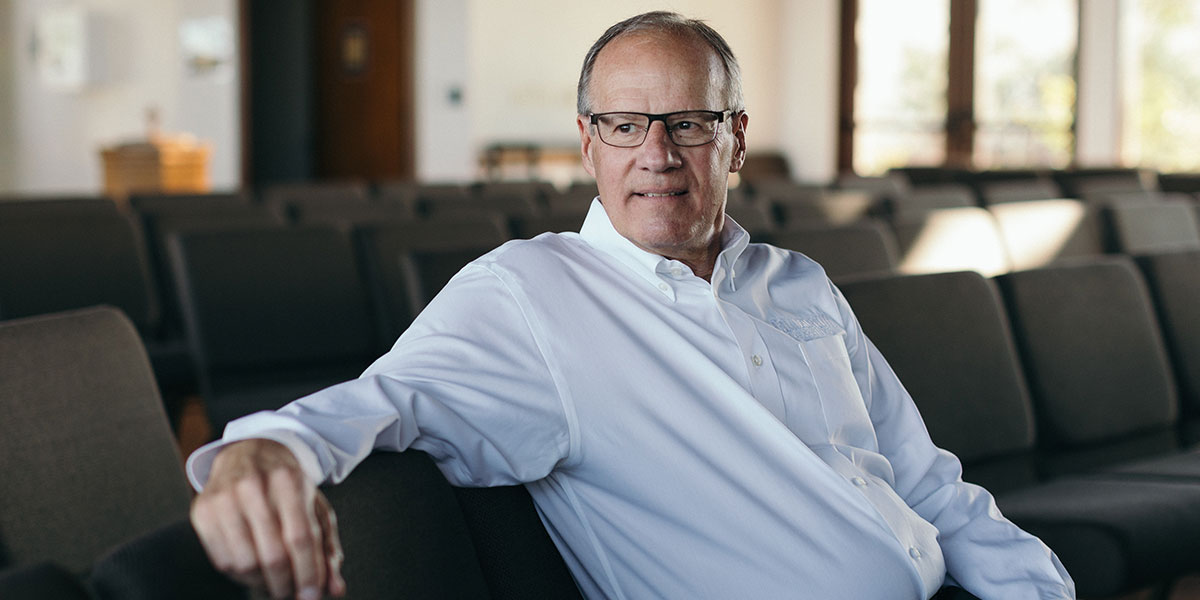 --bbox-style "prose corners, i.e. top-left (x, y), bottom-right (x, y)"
top-left (578, 197), bottom-right (751, 291)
